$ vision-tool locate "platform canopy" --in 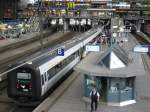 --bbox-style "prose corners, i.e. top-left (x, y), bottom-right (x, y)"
top-left (75, 44), bottom-right (146, 78)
